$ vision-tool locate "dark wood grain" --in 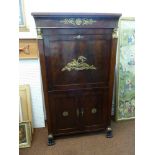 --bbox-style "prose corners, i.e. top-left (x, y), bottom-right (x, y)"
top-left (37, 39), bottom-right (52, 133)
top-left (32, 13), bottom-right (121, 29)
top-left (32, 13), bottom-right (121, 140)
top-left (107, 38), bottom-right (118, 126)
top-left (44, 34), bottom-right (111, 91)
